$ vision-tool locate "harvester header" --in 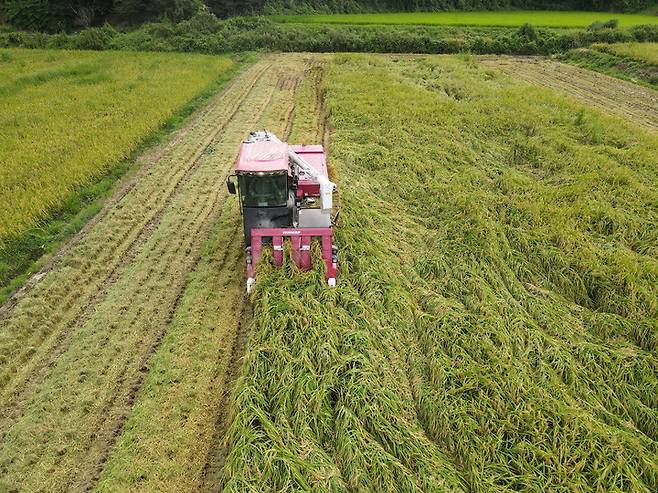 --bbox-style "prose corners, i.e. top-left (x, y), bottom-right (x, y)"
top-left (227, 131), bottom-right (338, 293)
